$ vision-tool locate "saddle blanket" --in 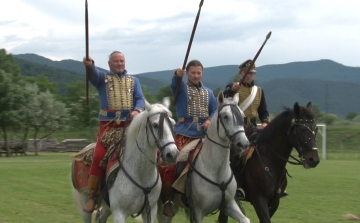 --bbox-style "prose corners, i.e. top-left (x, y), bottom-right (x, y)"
top-left (71, 143), bottom-right (121, 191)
